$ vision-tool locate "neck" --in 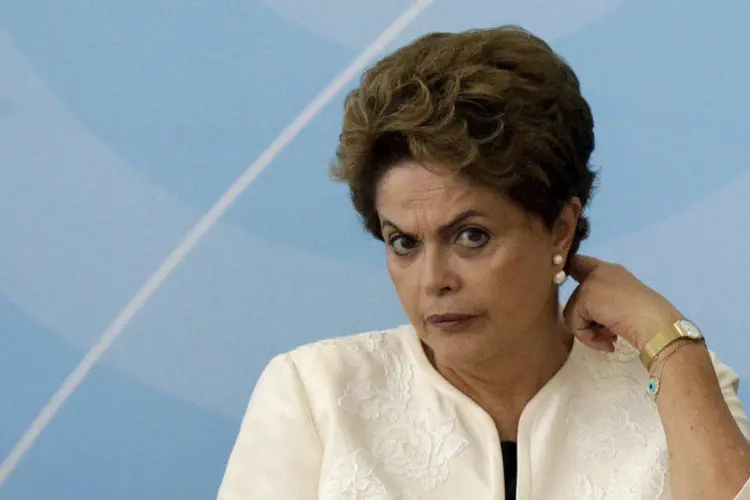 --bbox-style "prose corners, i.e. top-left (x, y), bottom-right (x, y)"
top-left (429, 308), bottom-right (574, 441)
